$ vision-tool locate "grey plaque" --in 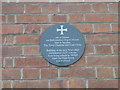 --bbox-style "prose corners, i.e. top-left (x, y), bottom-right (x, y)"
top-left (40, 23), bottom-right (85, 66)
